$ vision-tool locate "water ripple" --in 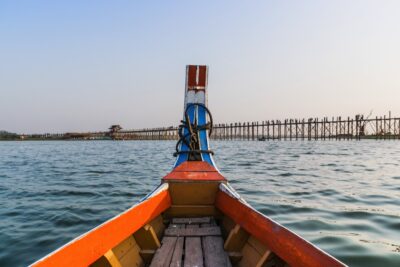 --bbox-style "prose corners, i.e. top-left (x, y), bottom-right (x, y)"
top-left (0, 140), bottom-right (400, 266)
